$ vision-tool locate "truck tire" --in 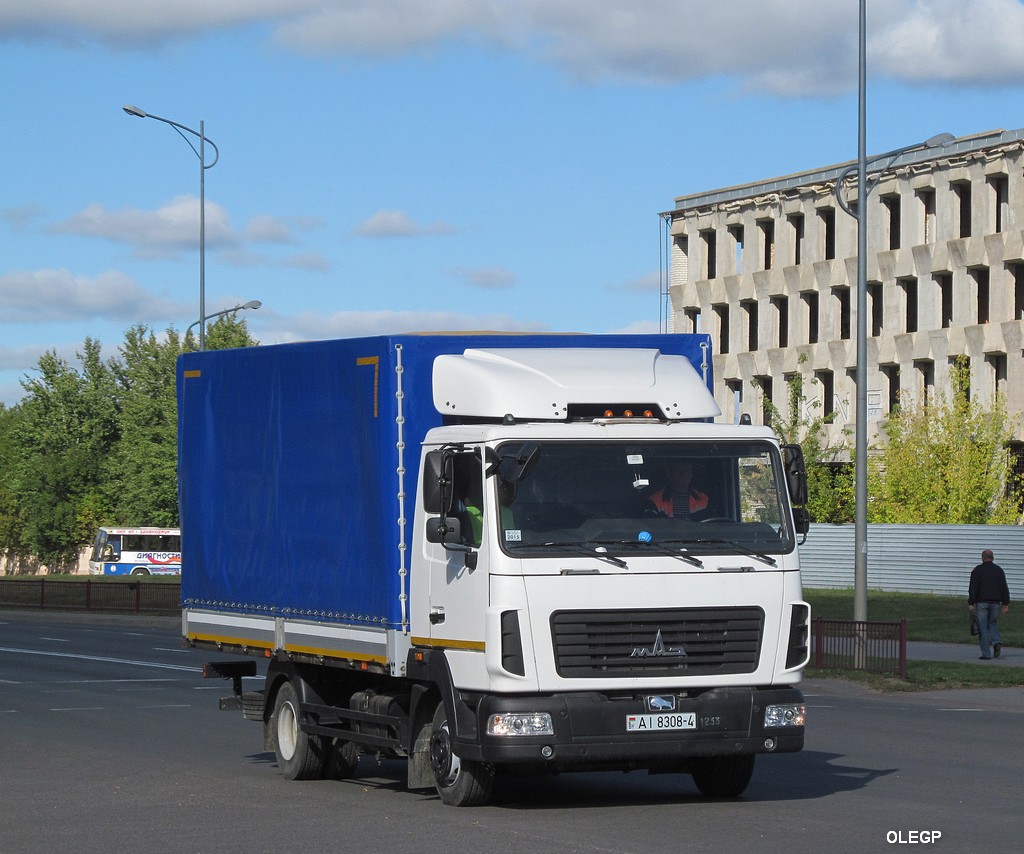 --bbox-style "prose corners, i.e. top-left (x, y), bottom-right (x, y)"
top-left (271, 681), bottom-right (328, 780)
top-left (429, 704), bottom-right (495, 807)
top-left (327, 738), bottom-right (360, 780)
top-left (691, 754), bottom-right (756, 798)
